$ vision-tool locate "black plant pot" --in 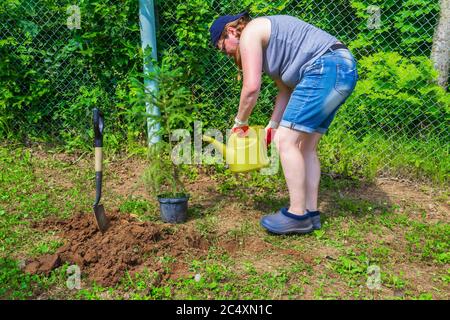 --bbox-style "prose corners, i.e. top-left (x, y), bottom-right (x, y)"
top-left (157, 194), bottom-right (189, 223)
